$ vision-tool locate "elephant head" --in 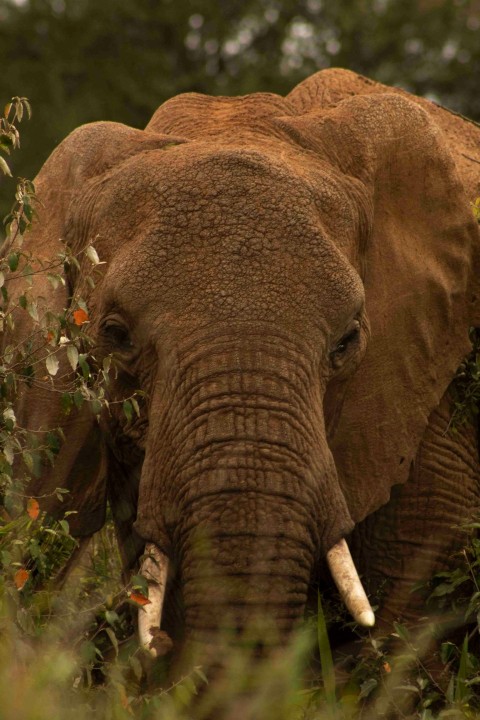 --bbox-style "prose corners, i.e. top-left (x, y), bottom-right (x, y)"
top-left (5, 70), bottom-right (480, 664)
